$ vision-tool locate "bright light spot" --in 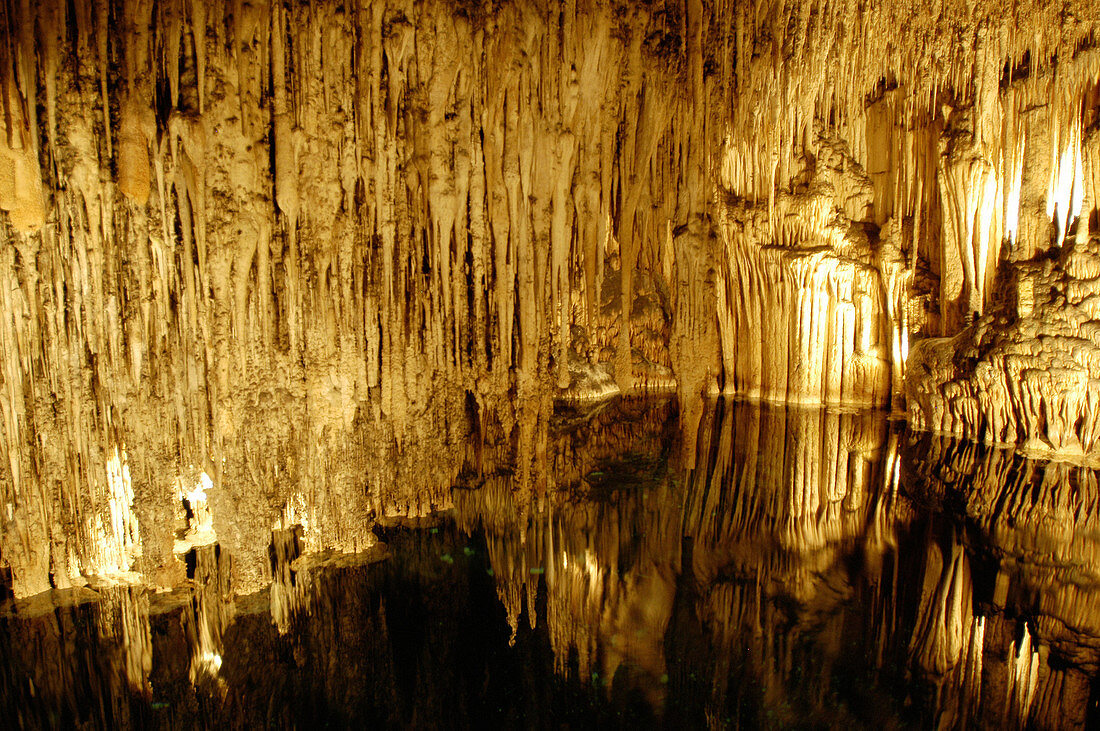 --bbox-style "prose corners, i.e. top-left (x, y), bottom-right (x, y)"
top-left (1047, 122), bottom-right (1084, 244)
